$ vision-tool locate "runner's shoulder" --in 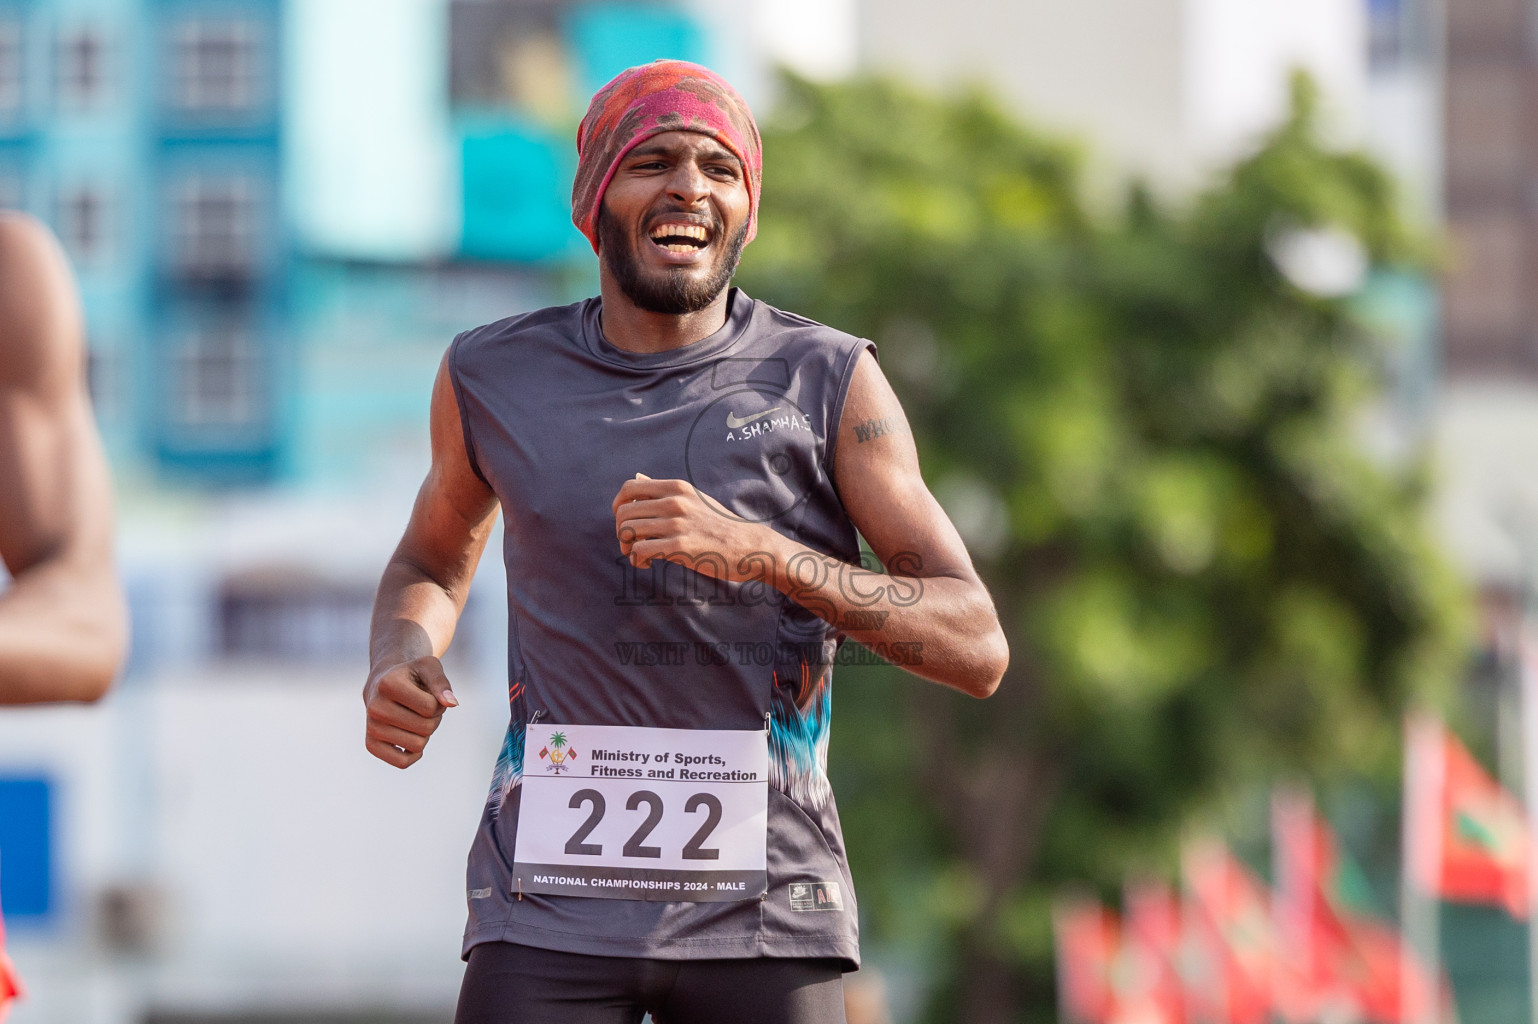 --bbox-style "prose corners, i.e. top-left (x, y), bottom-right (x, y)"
top-left (0, 209), bottom-right (54, 255)
top-left (0, 212), bottom-right (83, 395)
top-left (743, 296), bottom-right (874, 364)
